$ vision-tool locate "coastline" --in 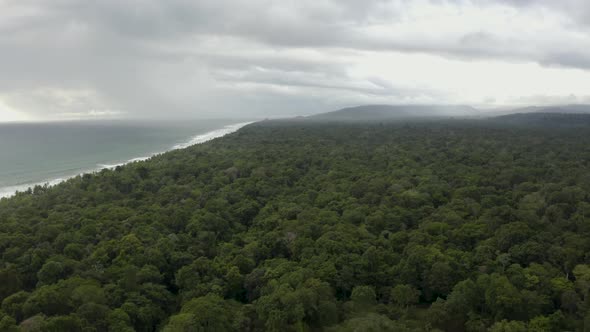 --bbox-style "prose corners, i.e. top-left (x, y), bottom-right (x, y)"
top-left (0, 121), bottom-right (253, 199)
